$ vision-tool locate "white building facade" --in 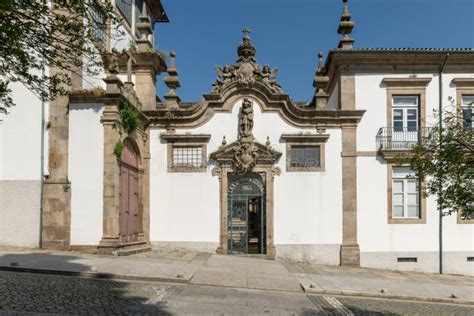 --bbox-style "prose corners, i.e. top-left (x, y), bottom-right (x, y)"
top-left (0, 0), bottom-right (473, 275)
